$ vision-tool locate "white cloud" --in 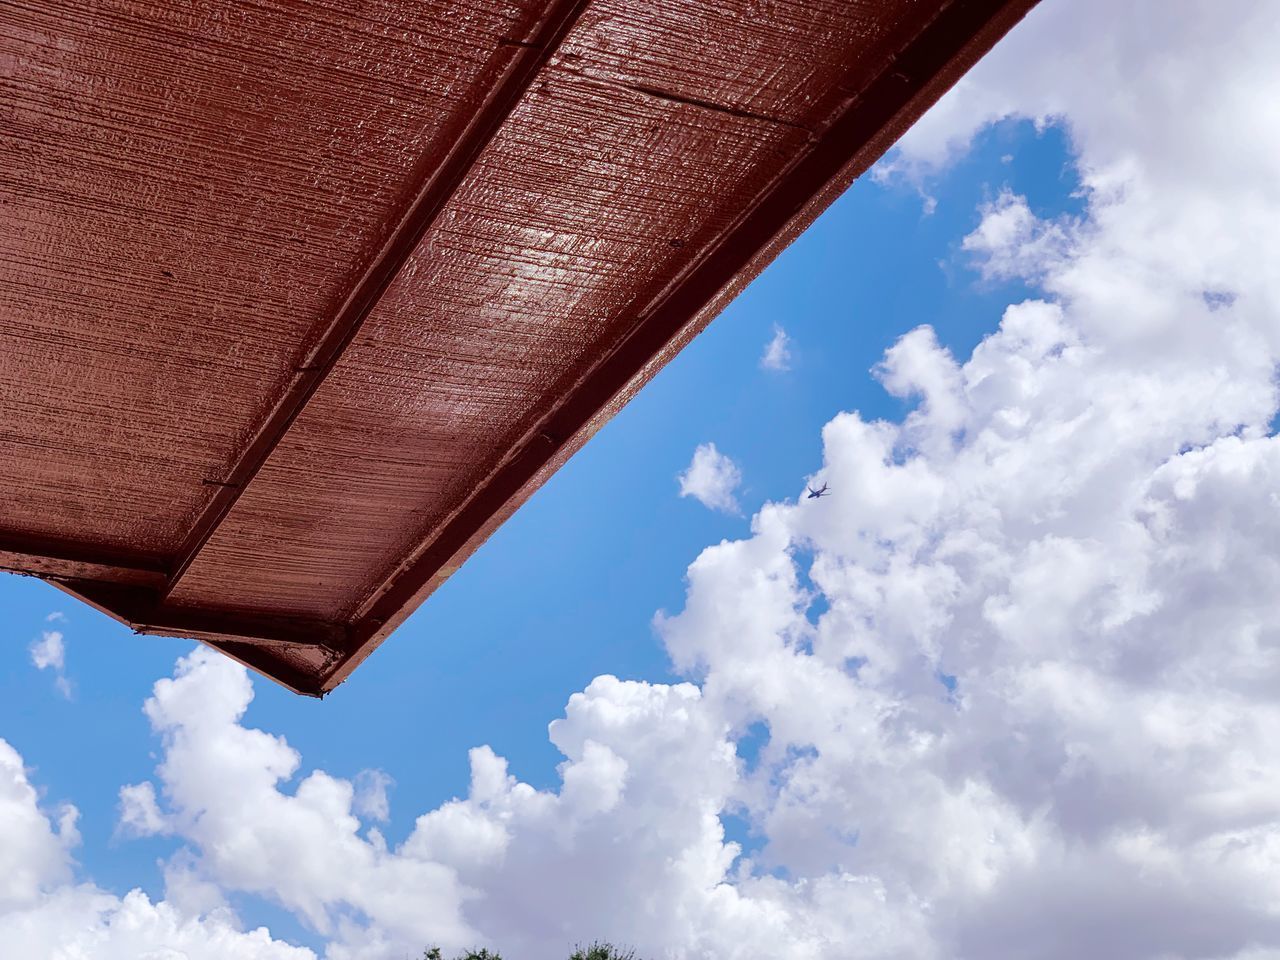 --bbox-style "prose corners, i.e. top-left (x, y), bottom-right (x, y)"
top-left (0, 888), bottom-right (316, 960)
top-left (114, 651), bottom-right (933, 960)
top-left (136, 651), bottom-right (476, 956)
top-left (353, 770), bottom-right (393, 823)
top-left (29, 629), bottom-right (71, 699)
top-left (30, 630), bottom-right (63, 672)
top-left (0, 740), bottom-right (75, 910)
top-left (760, 325), bottom-right (792, 371)
top-left (960, 189), bottom-right (1073, 283)
top-left (118, 781), bottom-right (172, 837)
top-left (678, 442), bottom-right (743, 513)
top-left (0, 737), bottom-right (313, 959)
